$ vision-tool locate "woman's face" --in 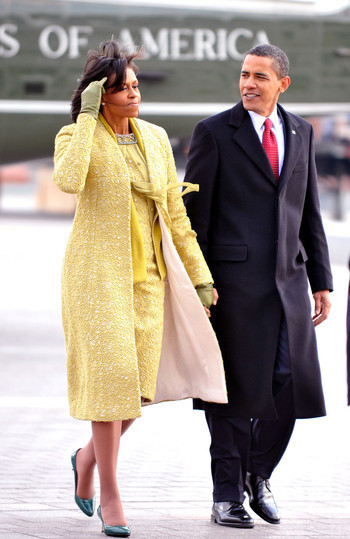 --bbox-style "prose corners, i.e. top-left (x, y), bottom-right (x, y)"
top-left (101, 67), bottom-right (141, 119)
